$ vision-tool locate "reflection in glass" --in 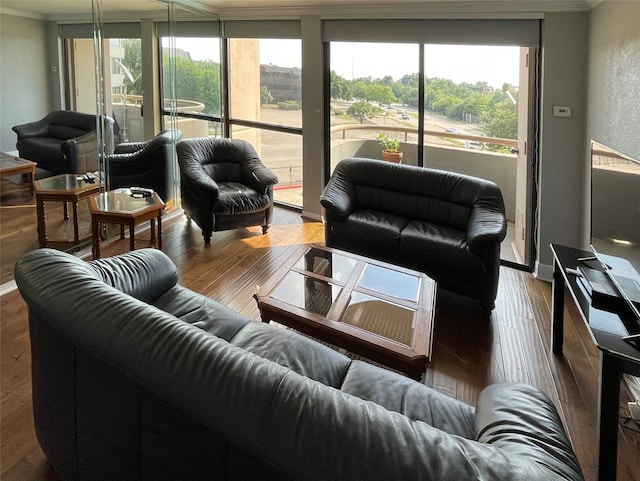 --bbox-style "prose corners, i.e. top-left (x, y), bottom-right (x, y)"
top-left (295, 247), bottom-right (357, 282)
top-left (272, 271), bottom-right (341, 316)
top-left (357, 264), bottom-right (420, 302)
top-left (342, 292), bottom-right (415, 346)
